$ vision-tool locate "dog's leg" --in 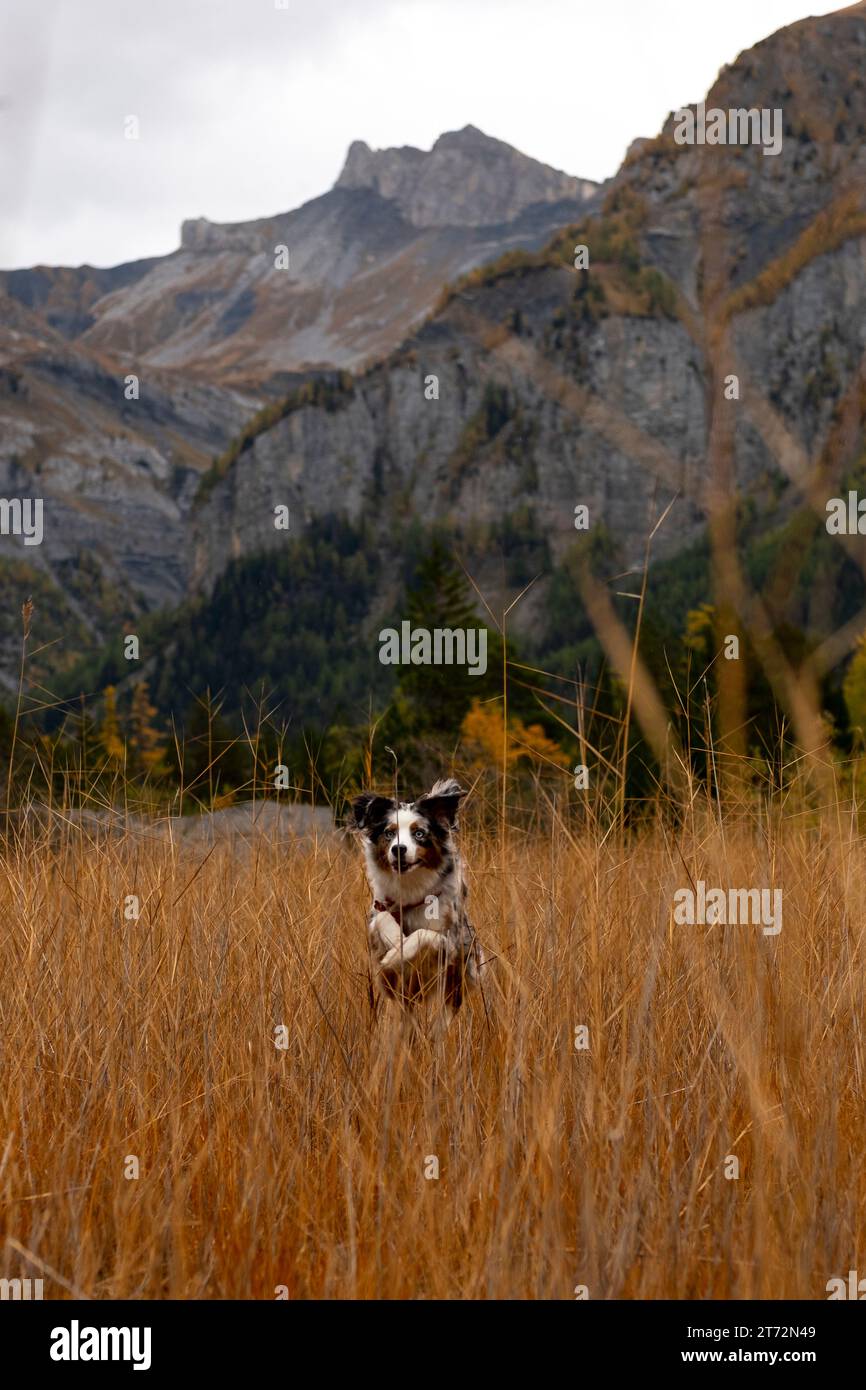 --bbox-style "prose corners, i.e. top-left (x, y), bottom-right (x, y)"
top-left (379, 927), bottom-right (445, 970)
top-left (369, 909), bottom-right (402, 960)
